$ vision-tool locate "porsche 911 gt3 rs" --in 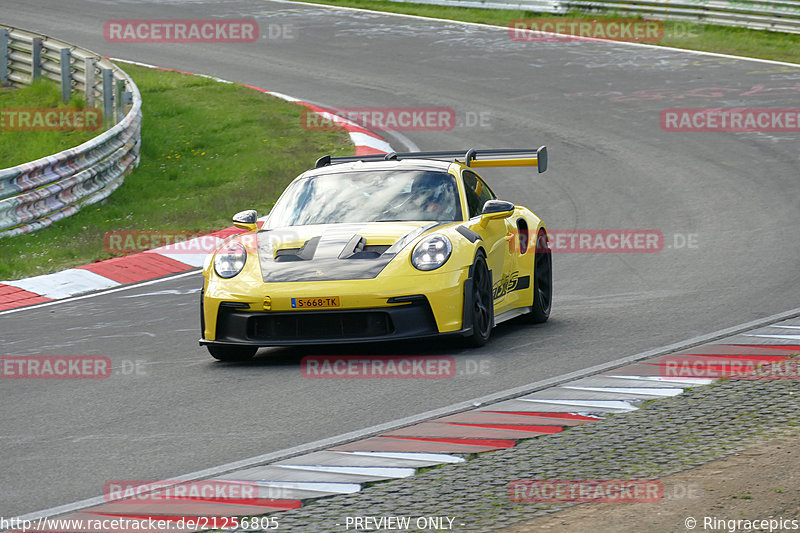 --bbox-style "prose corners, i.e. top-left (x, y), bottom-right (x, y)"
top-left (200, 148), bottom-right (551, 361)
